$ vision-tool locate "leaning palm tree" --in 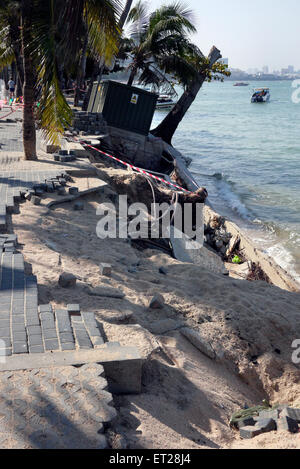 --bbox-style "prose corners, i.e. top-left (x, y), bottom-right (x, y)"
top-left (151, 44), bottom-right (230, 144)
